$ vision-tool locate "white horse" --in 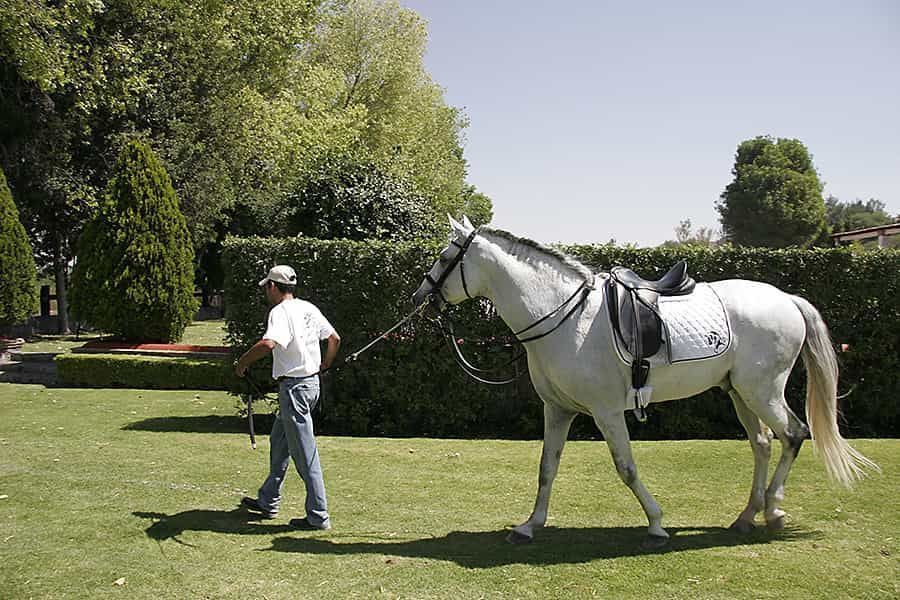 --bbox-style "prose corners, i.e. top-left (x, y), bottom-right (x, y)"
top-left (412, 216), bottom-right (878, 548)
